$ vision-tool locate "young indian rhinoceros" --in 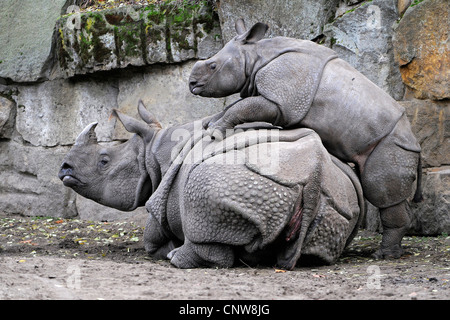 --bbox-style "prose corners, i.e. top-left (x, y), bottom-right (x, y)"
top-left (188, 19), bottom-right (422, 259)
top-left (59, 101), bottom-right (364, 269)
